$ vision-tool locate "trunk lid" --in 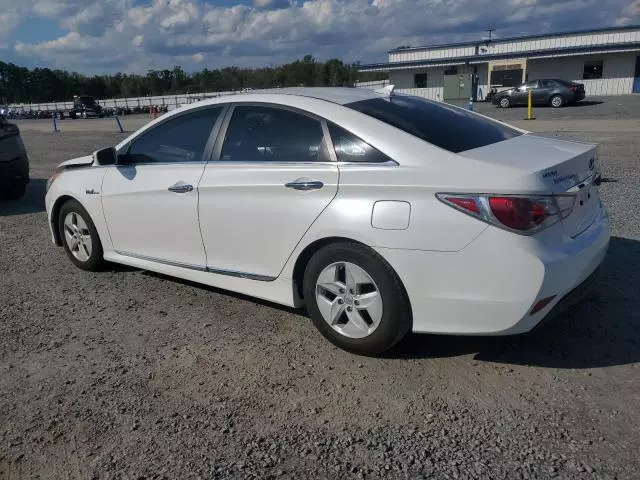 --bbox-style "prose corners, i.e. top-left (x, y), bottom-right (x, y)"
top-left (460, 134), bottom-right (601, 238)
